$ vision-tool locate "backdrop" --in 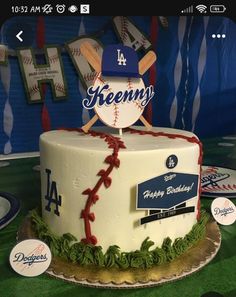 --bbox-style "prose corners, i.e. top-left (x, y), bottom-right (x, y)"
top-left (0, 16), bottom-right (235, 154)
